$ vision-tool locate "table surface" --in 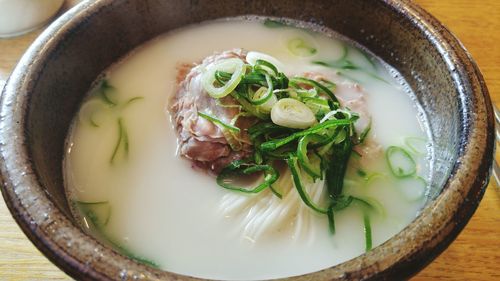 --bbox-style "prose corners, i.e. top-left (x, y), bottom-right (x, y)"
top-left (0, 0), bottom-right (499, 280)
